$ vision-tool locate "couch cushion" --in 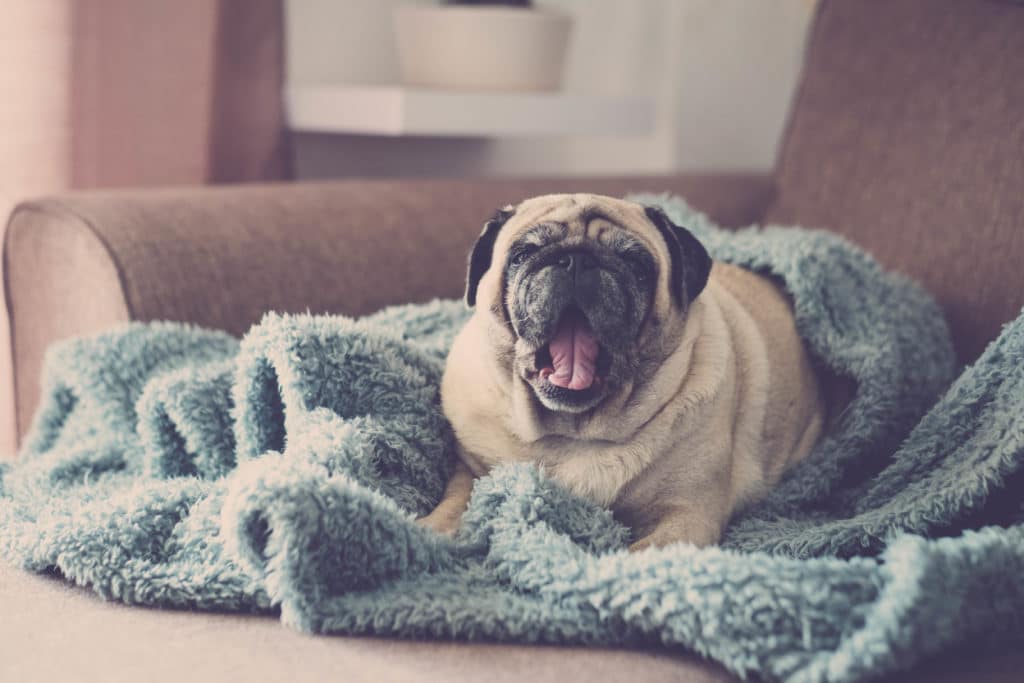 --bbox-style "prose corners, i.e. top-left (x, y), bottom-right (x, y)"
top-left (4, 563), bottom-right (1024, 683)
top-left (0, 563), bottom-right (734, 683)
top-left (767, 0), bottom-right (1024, 362)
